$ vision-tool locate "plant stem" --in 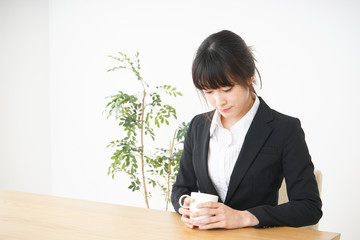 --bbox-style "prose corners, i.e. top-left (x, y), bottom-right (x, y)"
top-left (141, 89), bottom-right (149, 208)
top-left (166, 129), bottom-right (177, 211)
